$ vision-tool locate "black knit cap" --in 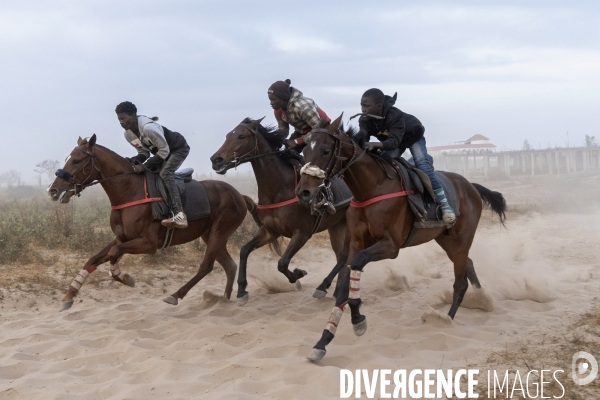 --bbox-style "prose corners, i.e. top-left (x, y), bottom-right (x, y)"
top-left (267, 79), bottom-right (292, 101)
